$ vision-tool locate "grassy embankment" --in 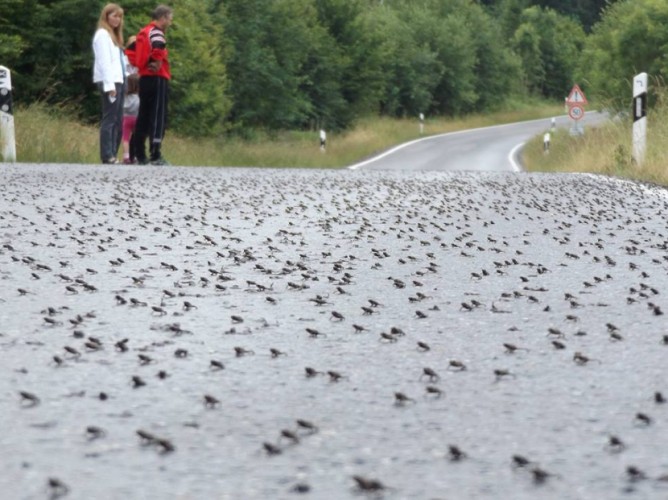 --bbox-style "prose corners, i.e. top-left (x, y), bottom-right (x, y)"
top-left (5, 99), bottom-right (560, 168)
top-left (523, 97), bottom-right (668, 187)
